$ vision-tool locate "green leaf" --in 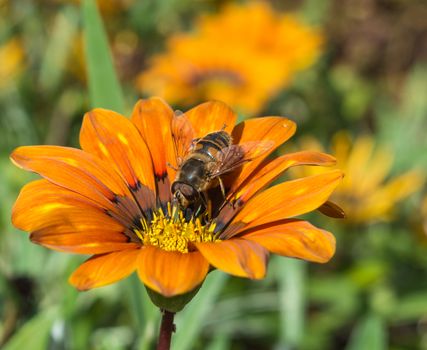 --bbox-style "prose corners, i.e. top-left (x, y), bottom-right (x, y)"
top-left (82, 0), bottom-right (125, 112)
top-left (391, 291), bottom-right (427, 322)
top-left (346, 314), bottom-right (387, 350)
top-left (377, 65), bottom-right (427, 171)
top-left (2, 309), bottom-right (56, 350)
top-left (206, 332), bottom-right (230, 350)
top-left (275, 257), bottom-right (306, 349)
top-left (172, 271), bottom-right (228, 350)
top-left (126, 275), bottom-right (159, 350)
